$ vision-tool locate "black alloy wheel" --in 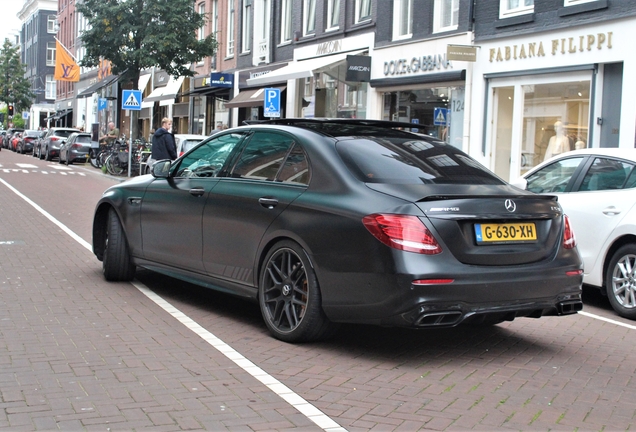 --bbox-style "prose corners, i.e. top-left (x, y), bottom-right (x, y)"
top-left (102, 208), bottom-right (136, 281)
top-left (606, 244), bottom-right (636, 320)
top-left (259, 240), bottom-right (337, 343)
